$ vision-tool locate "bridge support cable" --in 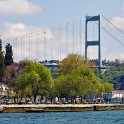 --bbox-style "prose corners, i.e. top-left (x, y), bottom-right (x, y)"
top-left (52, 28), bottom-right (55, 60)
top-left (93, 21), bottom-right (94, 59)
top-left (30, 34), bottom-right (33, 60)
top-left (3, 14), bottom-right (90, 62)
top-left (101, 15), bottom-right (124, 36)
top-left (94, 20), bottom-right (124, 47)
top-left (73, 20), bottom-right (75, 53)
top-left (36, 33), bottom-right (39, 61)
top-left (21, 38), bottom-right (22, 60)
top-left (23, 38), bottom-right (24, 60)
top-left (79, 18), bottom-right (82, 56)
top-left (12, 39), bottom-right (15, 62)
top-left (58, 26), bottom-right (60, 61)
top-left (66, 22), bottom-right (69, 56)
top-left (14, 39), bottom-right (18, 61)
top-left (101, 26), bottom-right (124, 47)
top-left (29, 36), bottom-right (31, 60)
top-left (51, 28), bottom-right (53, 60)
top-left (57, 27), bottom-right (59, 61)
top-left (59, 25), bottom-right (62, 61)
top-left (44, 32), bottom-right (46, 62)
top-left (21, 37), bottom-right (24, 60)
